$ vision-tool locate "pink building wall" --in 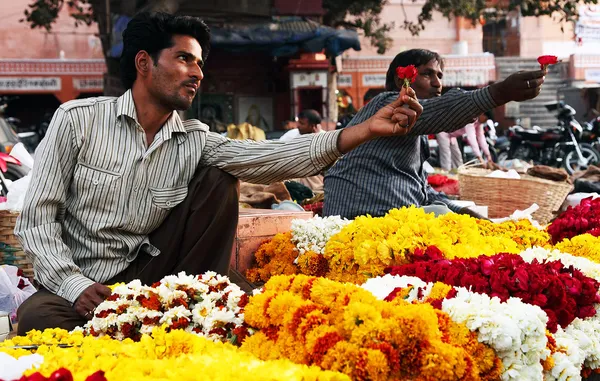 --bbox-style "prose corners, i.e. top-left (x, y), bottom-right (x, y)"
top-left (0, 0), bottom-right (103, 59)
